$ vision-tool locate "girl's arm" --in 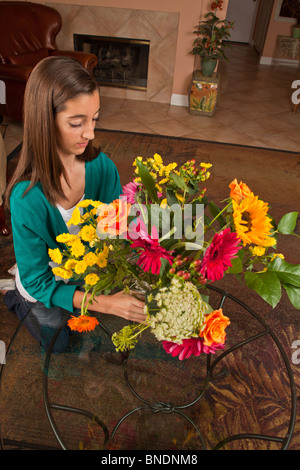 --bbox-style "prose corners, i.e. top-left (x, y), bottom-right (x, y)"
top-left (73, 289), bottom-right (146, 323)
